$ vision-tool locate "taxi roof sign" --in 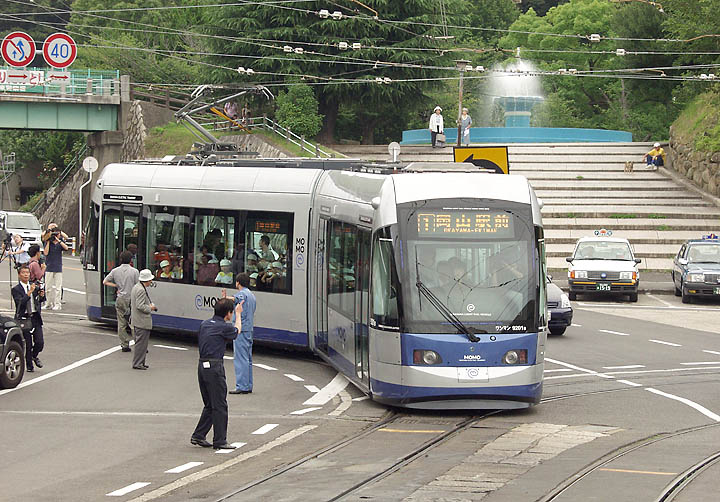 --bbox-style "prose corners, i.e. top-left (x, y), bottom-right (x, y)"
top-left (702, 233), bottom-right (719, 240)
top-left (594, 228), bottom-right (613, 237)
